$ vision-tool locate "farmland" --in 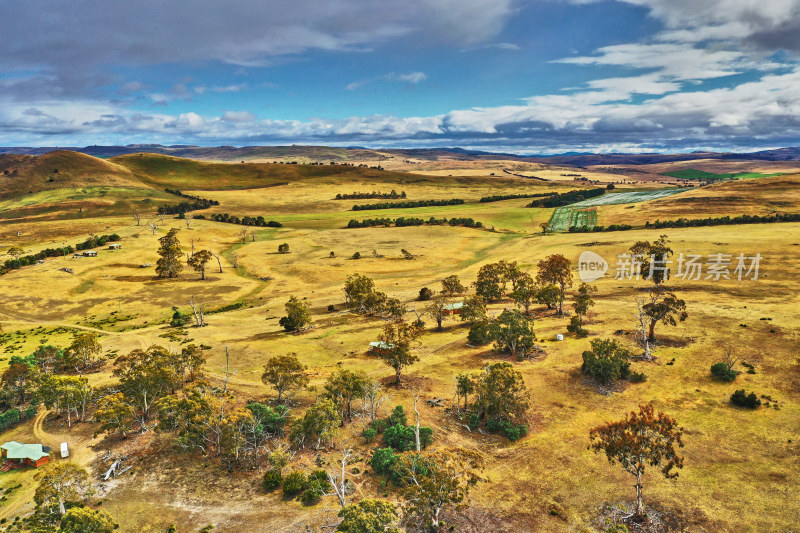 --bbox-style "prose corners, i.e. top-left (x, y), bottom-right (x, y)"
top-left (0, 152), bottom-right (799, 532)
